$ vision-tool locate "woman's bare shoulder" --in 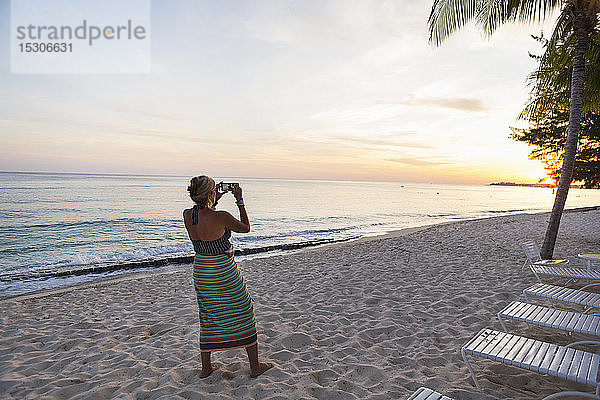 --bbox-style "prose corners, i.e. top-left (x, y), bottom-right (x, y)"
top-left (214, 210), bottom-right (234, 218)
